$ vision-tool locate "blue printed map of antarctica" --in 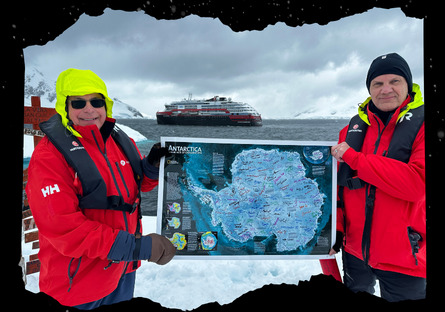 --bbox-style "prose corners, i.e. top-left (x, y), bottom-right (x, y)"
top-left (158, 138), bottom-right (336, 258)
